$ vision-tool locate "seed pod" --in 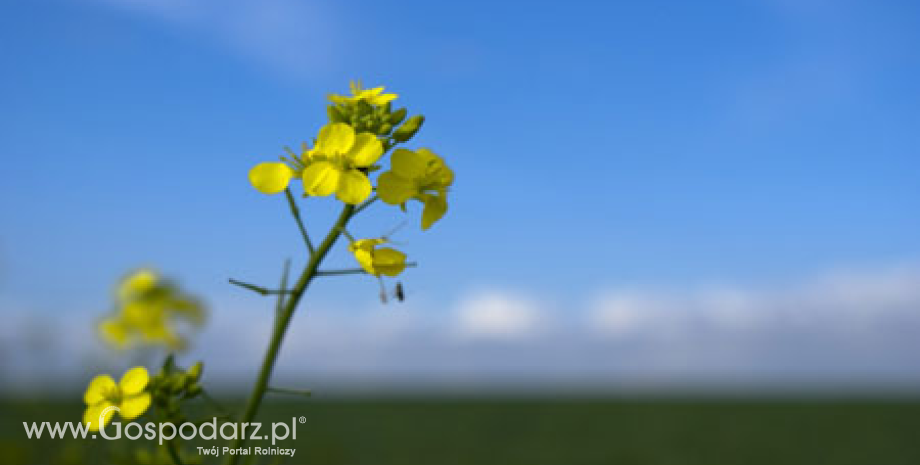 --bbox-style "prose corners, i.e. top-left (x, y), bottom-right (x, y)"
top-left (392, 115), bottom-right (425, 142)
